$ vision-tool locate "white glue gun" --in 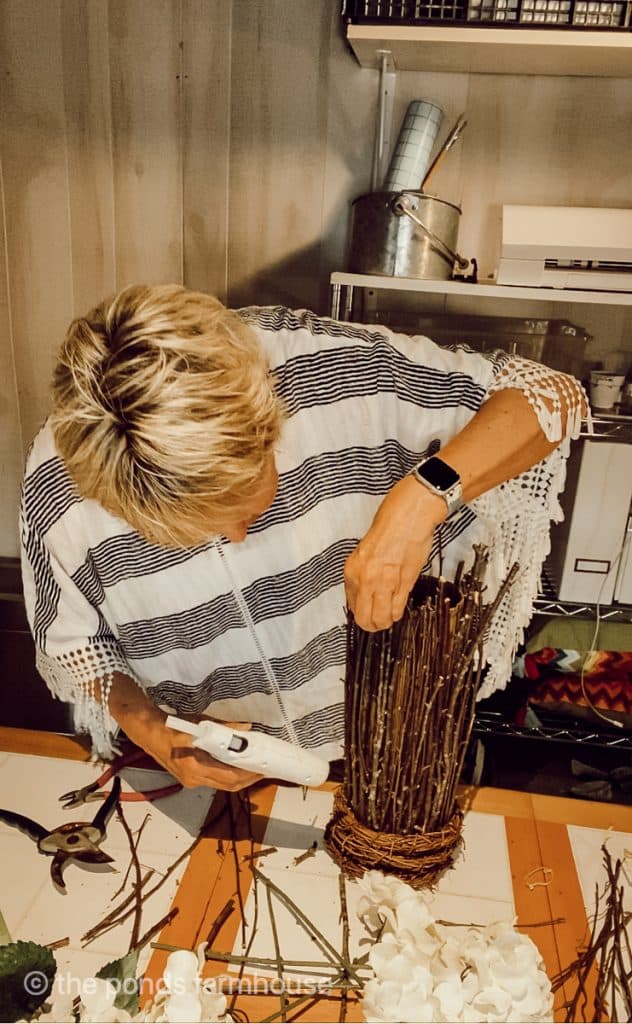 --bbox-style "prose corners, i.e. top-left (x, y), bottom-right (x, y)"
top-left (165, 715), bottom-right (330, 787)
